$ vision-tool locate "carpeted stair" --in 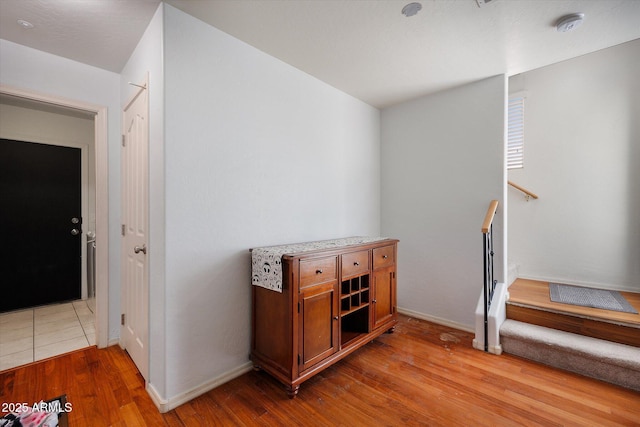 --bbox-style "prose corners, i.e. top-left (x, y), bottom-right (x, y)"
top-left (500, 319), bottom-right (640, 391)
